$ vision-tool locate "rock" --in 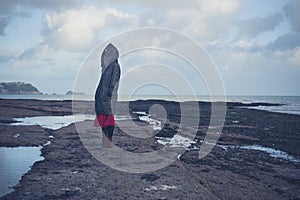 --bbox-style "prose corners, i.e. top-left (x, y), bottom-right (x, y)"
top-left (61, 187), bottom-right (82, 196)
top-left (141, 174), bottom-right (160, 182)
top-left (65, 90), bottom-right (85, 95)
top-left (23, 192), bottom-right (31, 196)
top-left (155, 126), bottom-right (176, 138)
